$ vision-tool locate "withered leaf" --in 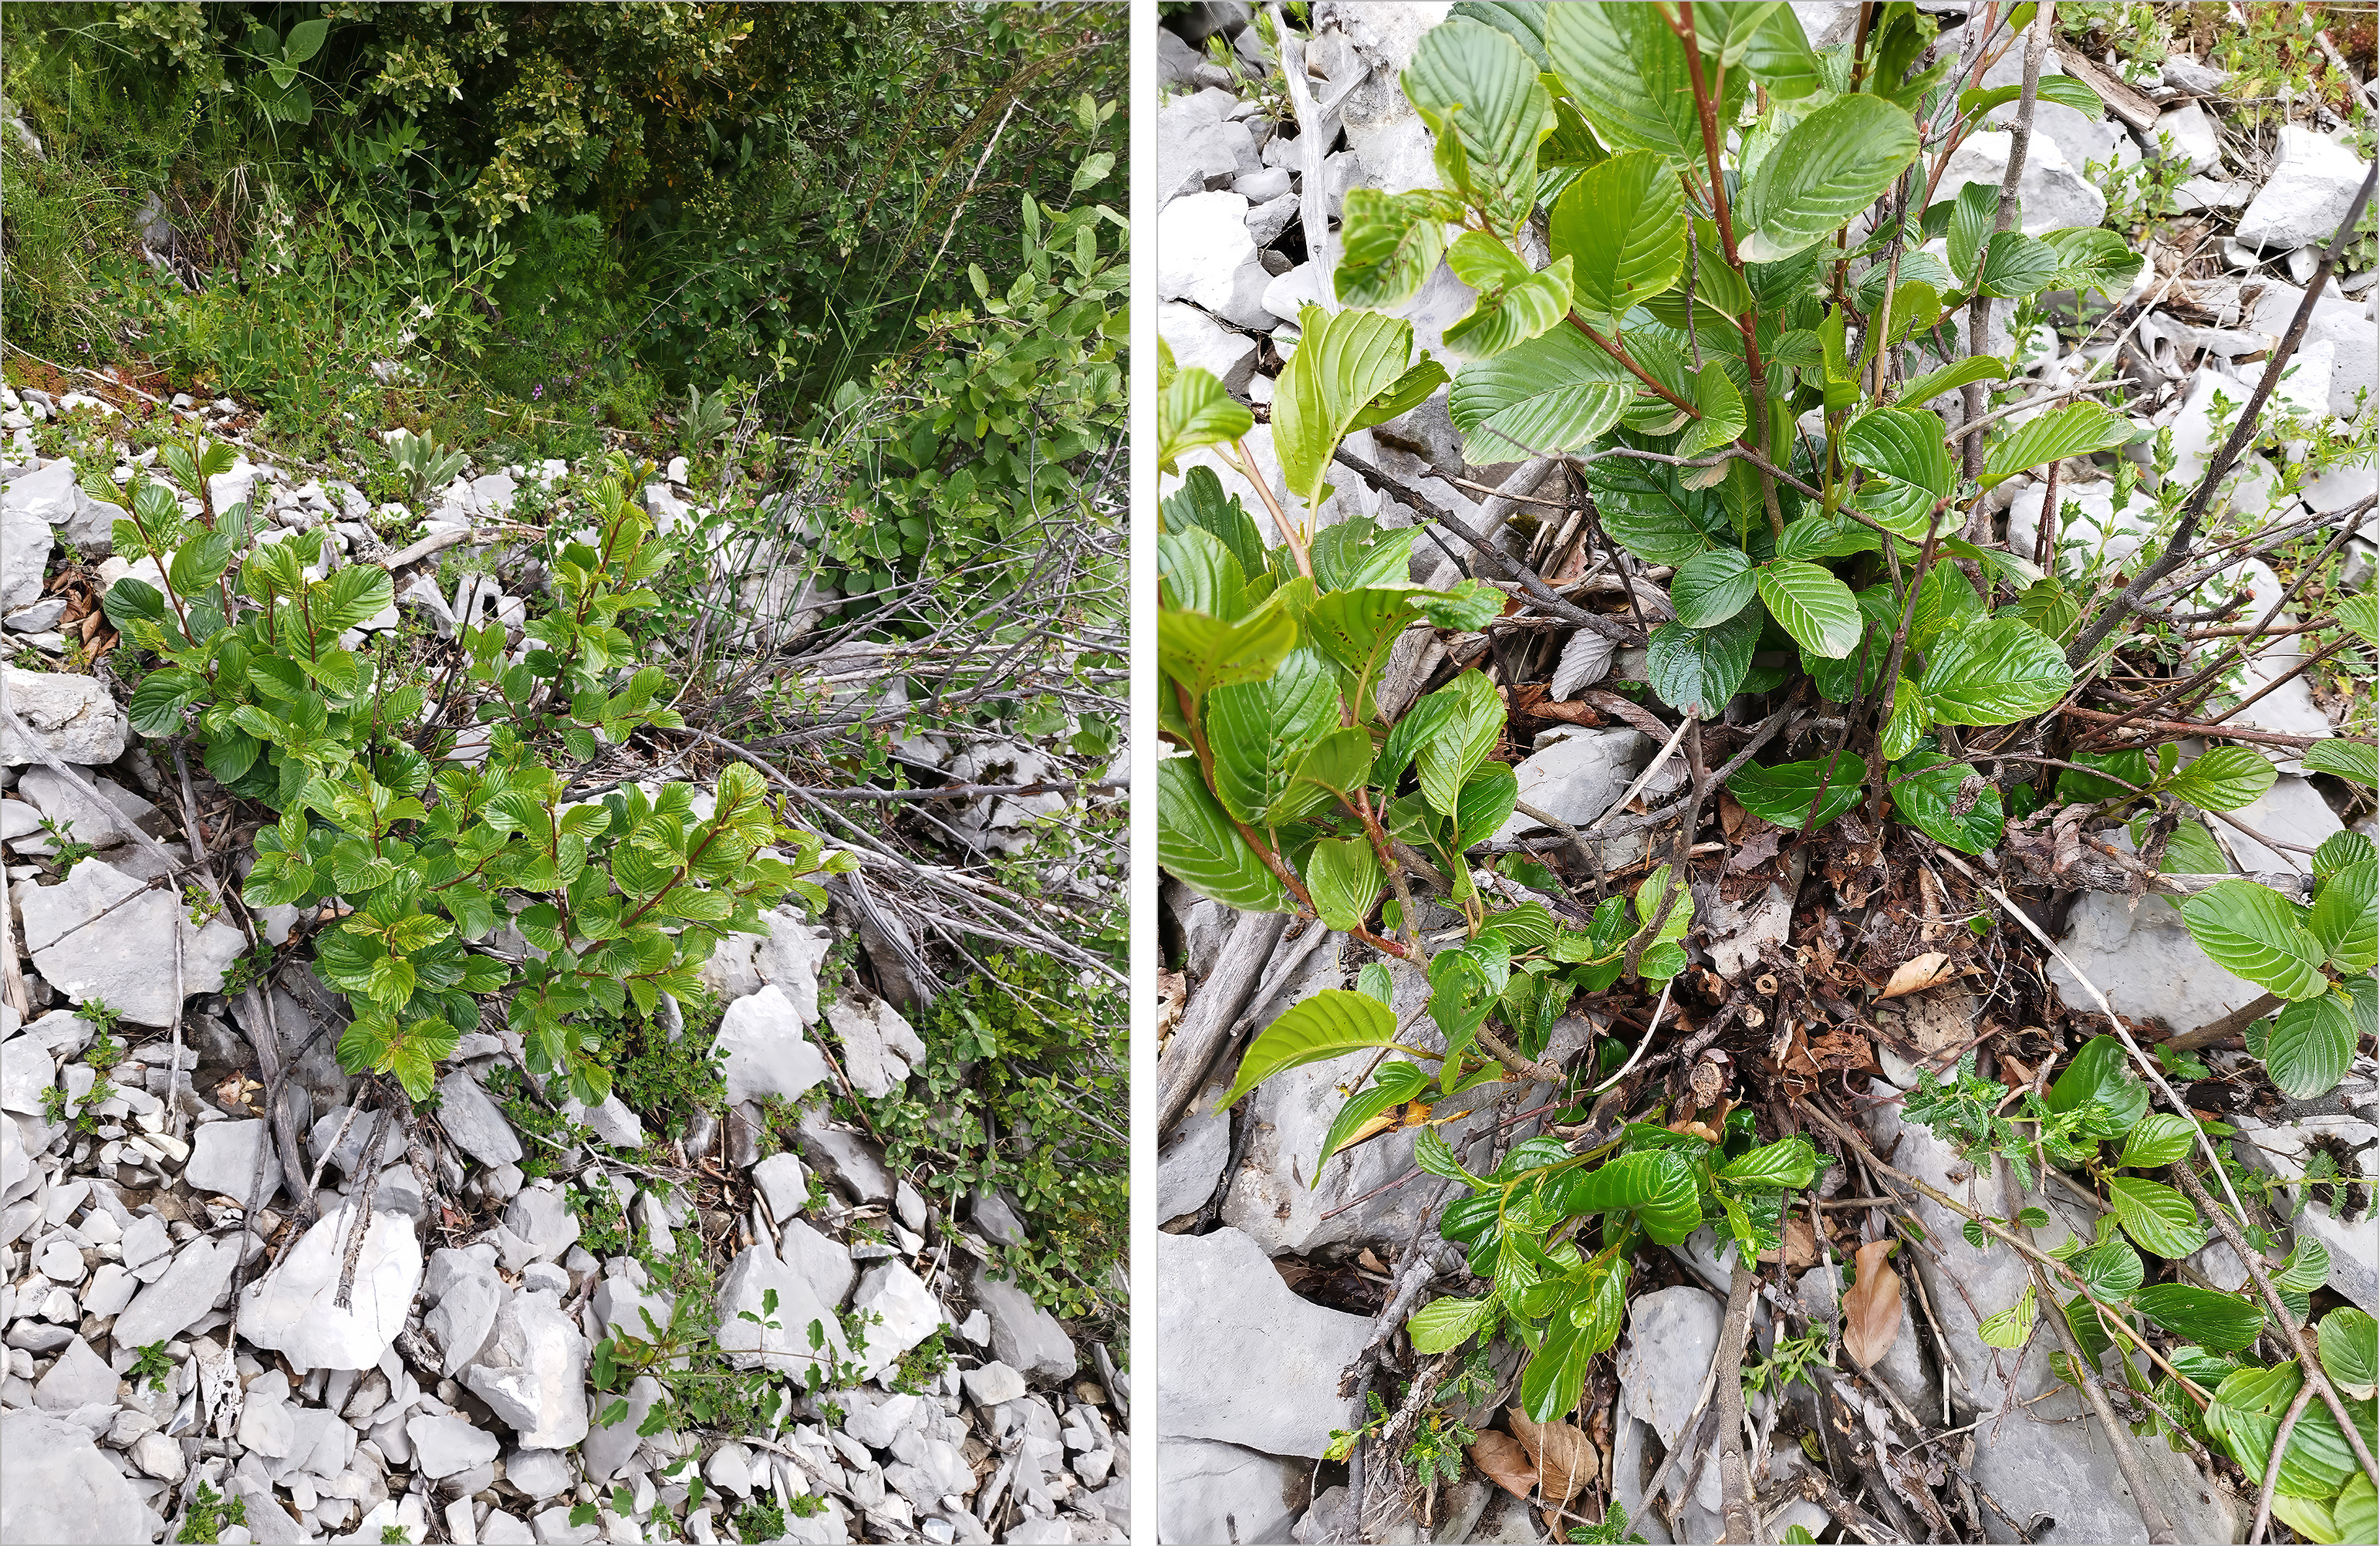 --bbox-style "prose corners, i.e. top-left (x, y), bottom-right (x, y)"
top-left (1878, 950), bottom-right (1957, 1000)
top-left (1504, 1409), bottom-right (1598, 1503)
top-left (1842, 1239), bottom-right (1905, 1370)
top-left (1762, 1212), bottom-right (1819, 1270)
top-left (1469, 1430), bottom-right (1542, 1503)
